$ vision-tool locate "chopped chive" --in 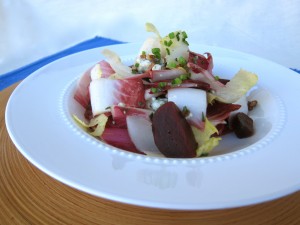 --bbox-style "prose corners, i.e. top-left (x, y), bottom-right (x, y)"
top-left (178, 56), bottom-right (187, 66)
top-left (183, 39), bottom-right (189, 46)
top-left (166, 48), bottom-right (170, 55)
top-left (142, 51), bottom-right (146, 55)
top-left (179, 74), bottom-right (188, 80)
top-left (151, 87), bottom-right (158, 93)
top-left (214, 75), bottom-right (220, 80)
top-left (167, 61), bottom-right (177, 69)
top-left (135, 63), bottom-right (139, 68)
top-left (172, 77), bottom-right (182, 85)
top-left (152, 48), bottom-right (160, 54)
top-left (167, 40), bottom-right (173, 47)
top-left (158, 82), bottom-right (167, 88)
top-left (169, 32), bottom-right (175, 39)
top-left (176, 32), bottom-right (180, 41)
top-left (180, 31), bottom-right (189, 45)
top-left (164, 40), bottom-right (168, 46)
top-left (151, 48), bottom-right (161, 61)
top-left (182, 106), bottom-right (190, 117)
